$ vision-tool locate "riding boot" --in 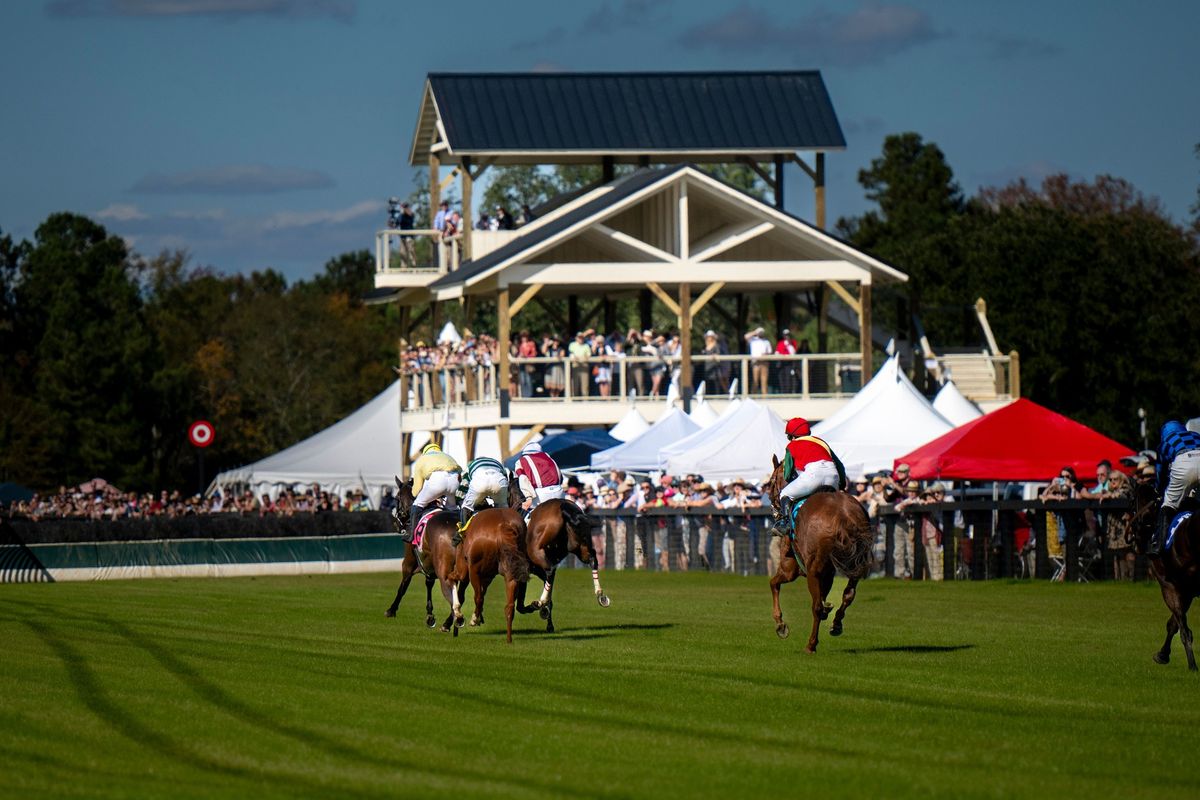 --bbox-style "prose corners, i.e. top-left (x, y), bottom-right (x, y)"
top-left (773, 498), bottom-right (794, 535)
top-left (402, 504), bottom-right (426, 544)
top-left (453, 507), bottom-right (472, 546)
top-left (1148, 505), bottom-right (1175, 558)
